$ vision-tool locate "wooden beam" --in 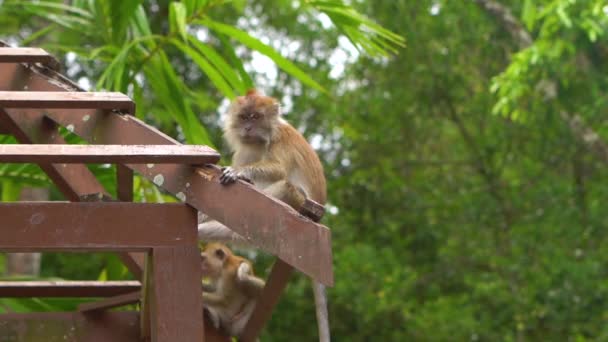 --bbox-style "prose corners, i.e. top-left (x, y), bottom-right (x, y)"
top-left (0, 91), bottom-right (135, 113)
top-left (78, 291), bottom-right (140, 312)
top-left (240, 260), bottom-right (294, 342)
top-left (0, 109), bottom-right (146, 281)
top-left (0, 144), bottom-right (220, 164)
top-left (0, 61), bottom-right (334, 285)
top-left (0, 281), bottom-right (140, 297)
top-left (149, 246), bottom-right (204, 342)
top-left (0, 202), bottom-right (197, 251)
top-left (0, 312), bottom-right (140, 342)
top-left (0, 47), bottom-right (60, 70)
